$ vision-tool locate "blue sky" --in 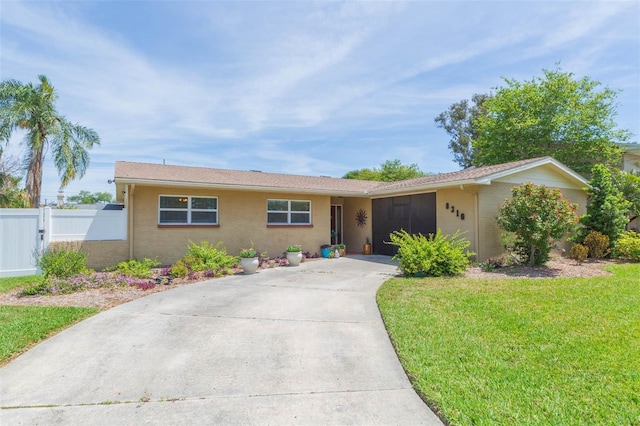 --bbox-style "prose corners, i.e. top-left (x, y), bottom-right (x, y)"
top-left (1, 1), bottom-right (639, 203)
